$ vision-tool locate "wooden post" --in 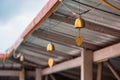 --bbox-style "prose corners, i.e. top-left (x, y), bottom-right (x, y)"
top-left (45, 75), bottom-right (48, 80)
top-left (36, 68), bottom-right (42, 80)
top-left (19, 68), bottom-right (25, 80)
top-left (97, 63), bottom-right (103, 80)
top-left (81, 49), bottom-right (93, 80)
